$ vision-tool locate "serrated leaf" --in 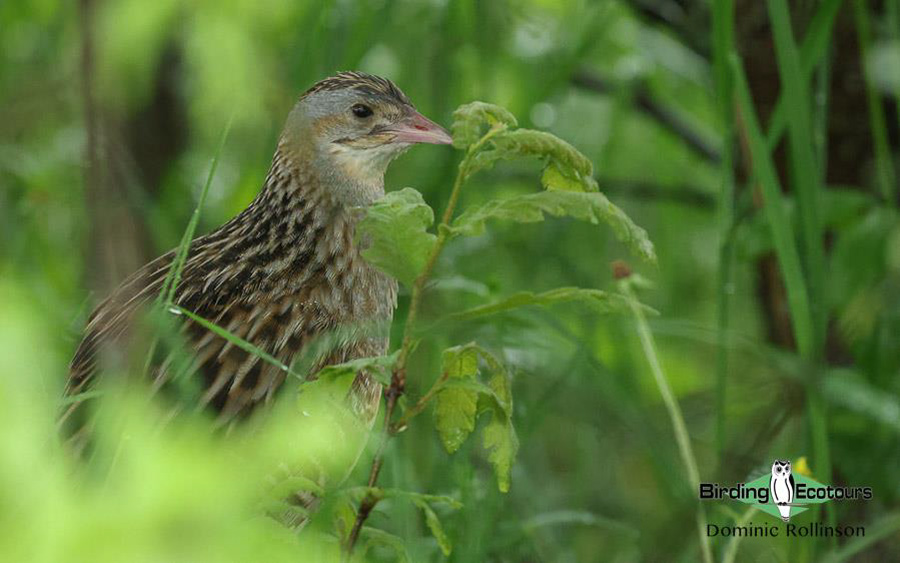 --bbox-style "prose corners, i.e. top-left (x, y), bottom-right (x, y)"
top-left (464, 129), bottom-right (596, 180)
top-left (483, 414), bottom-right (519, 493)
top-left (433, 345), bottom-right (480, 453)
top-left (491, 129), bottom-right (593, 176)
top-left (445, 287), bottom-right (633, 323)
top-left (448, 191), bottom-right (656, 263)
top-left (412, 499), bottom-right (453, 556)
top-left (451, 101), bottom-right (518, 148)
top-left (470, 347), bottom-right (518, 492)
top-left (316, 351), bottom-right (398, 386)
top-left (356, 188), bottom-right (437, 286)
